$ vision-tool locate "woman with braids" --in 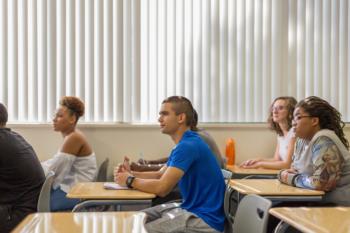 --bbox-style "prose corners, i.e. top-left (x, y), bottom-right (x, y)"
top-left (41, 96), bottom-right (97, 211)
top-left (278, 96), bottom-right (350, 205)
top-left (241, 96), bottom-right (297, 169)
